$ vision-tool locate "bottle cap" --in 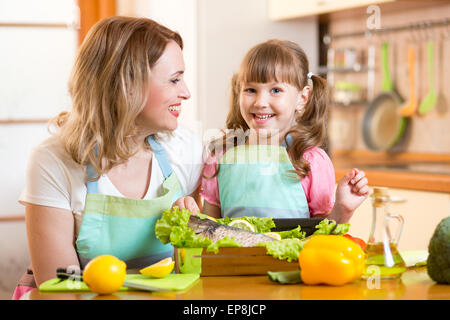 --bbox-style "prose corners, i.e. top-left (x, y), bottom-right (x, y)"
top-left (371, 187), bottom-right (389, 207)
top-left (373, 187), bottom-right (389, 198)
